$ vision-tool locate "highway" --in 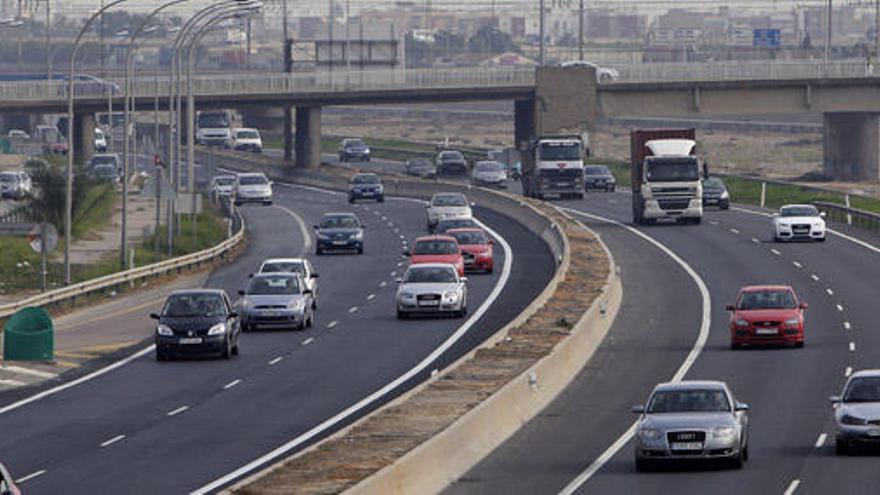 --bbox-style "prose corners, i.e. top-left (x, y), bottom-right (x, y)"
top-left (445, 191), bottom-right (880, 495)
top-left (0, 174), bottom-right (554, 493)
